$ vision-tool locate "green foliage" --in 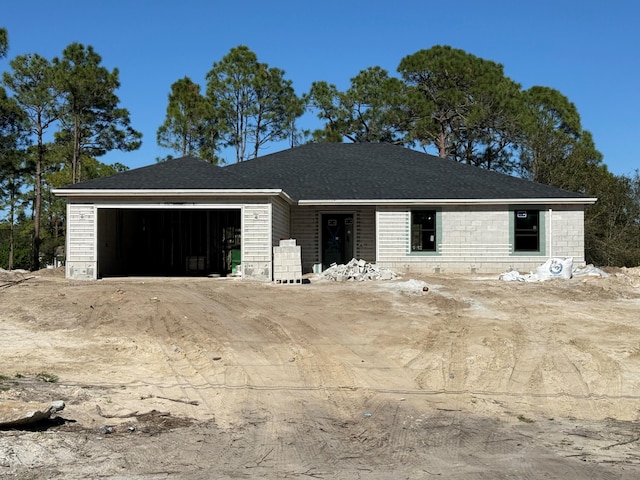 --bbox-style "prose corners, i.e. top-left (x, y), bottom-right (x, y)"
top-left (584, 170), bottom-right (640, 266)
top-left (0, 27), bottom-right (7, 59)
top-left (305, 66), bottom-right (409, 144)
top-left (3, 53), bottom-right (62, 270)
top-left (0, 219), bottom-right (31, 270)
top-left (0, 88), bottom-right (29, 270)
top-left (157, 76), bottom-right (221, 163)
top-left (398, 45), bottom-right (522, 172)
top-left (2, 39), bottom-right (639, 268)
top-left (517, 86), bottom-right (592, 183)
top-left (205, 46), bottom-right (304, 162)
top-left (53, 42), bottom-right (142, 183)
